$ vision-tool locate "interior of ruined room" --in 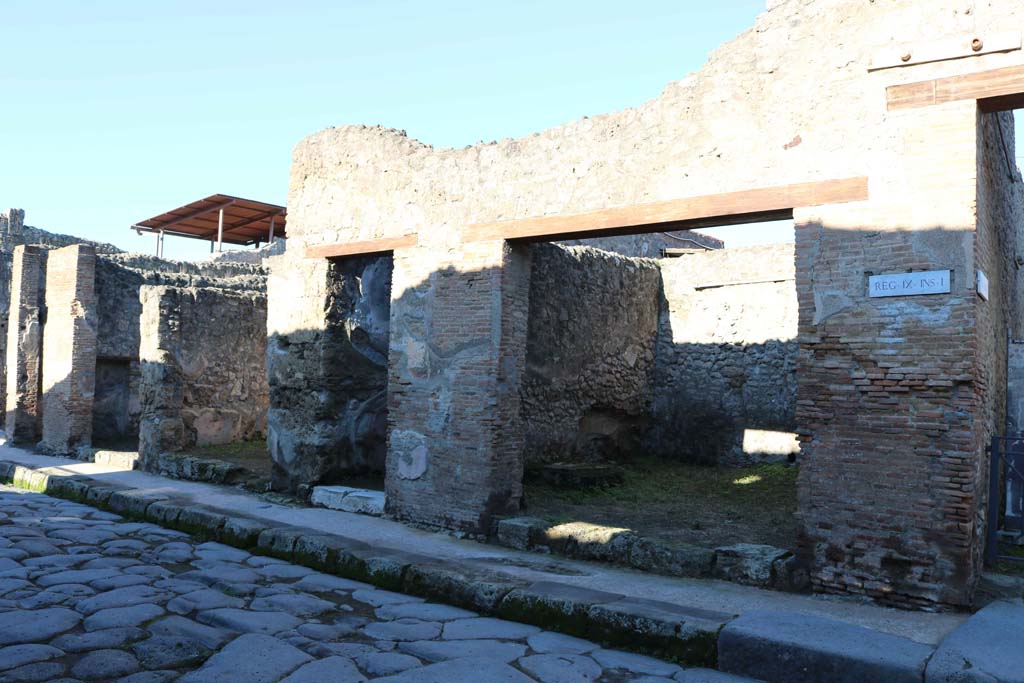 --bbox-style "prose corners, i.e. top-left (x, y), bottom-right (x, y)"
top-left (519, 222), bottom-right (799, 552)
